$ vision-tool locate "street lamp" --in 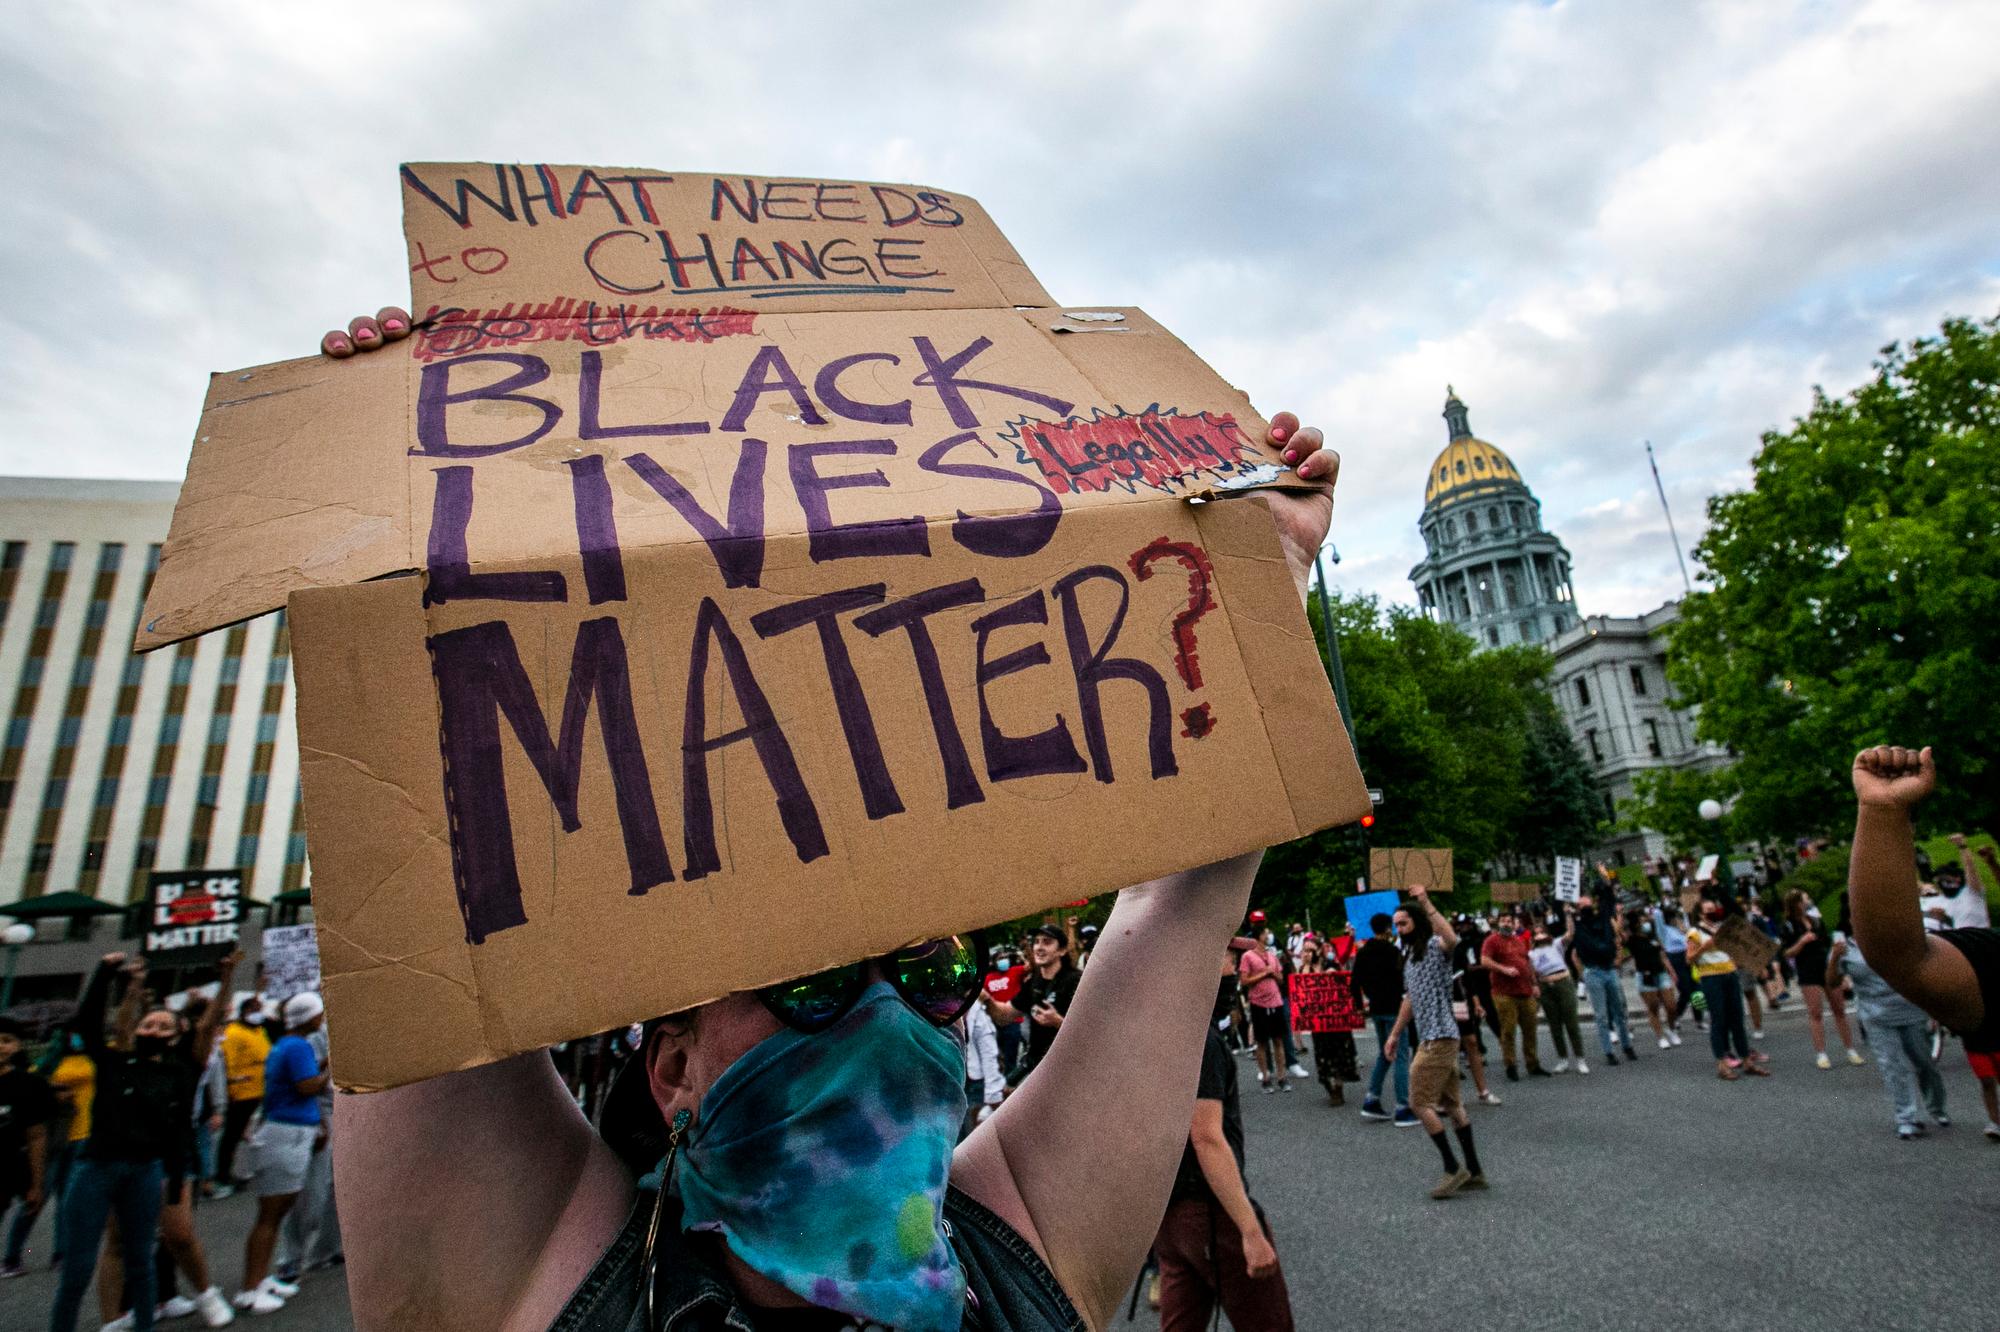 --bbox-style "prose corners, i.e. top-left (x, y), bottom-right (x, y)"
top-left (1697, 799), bottom-right (1737, 898)
top-left (0, 922), bottom-right (35, 1010)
